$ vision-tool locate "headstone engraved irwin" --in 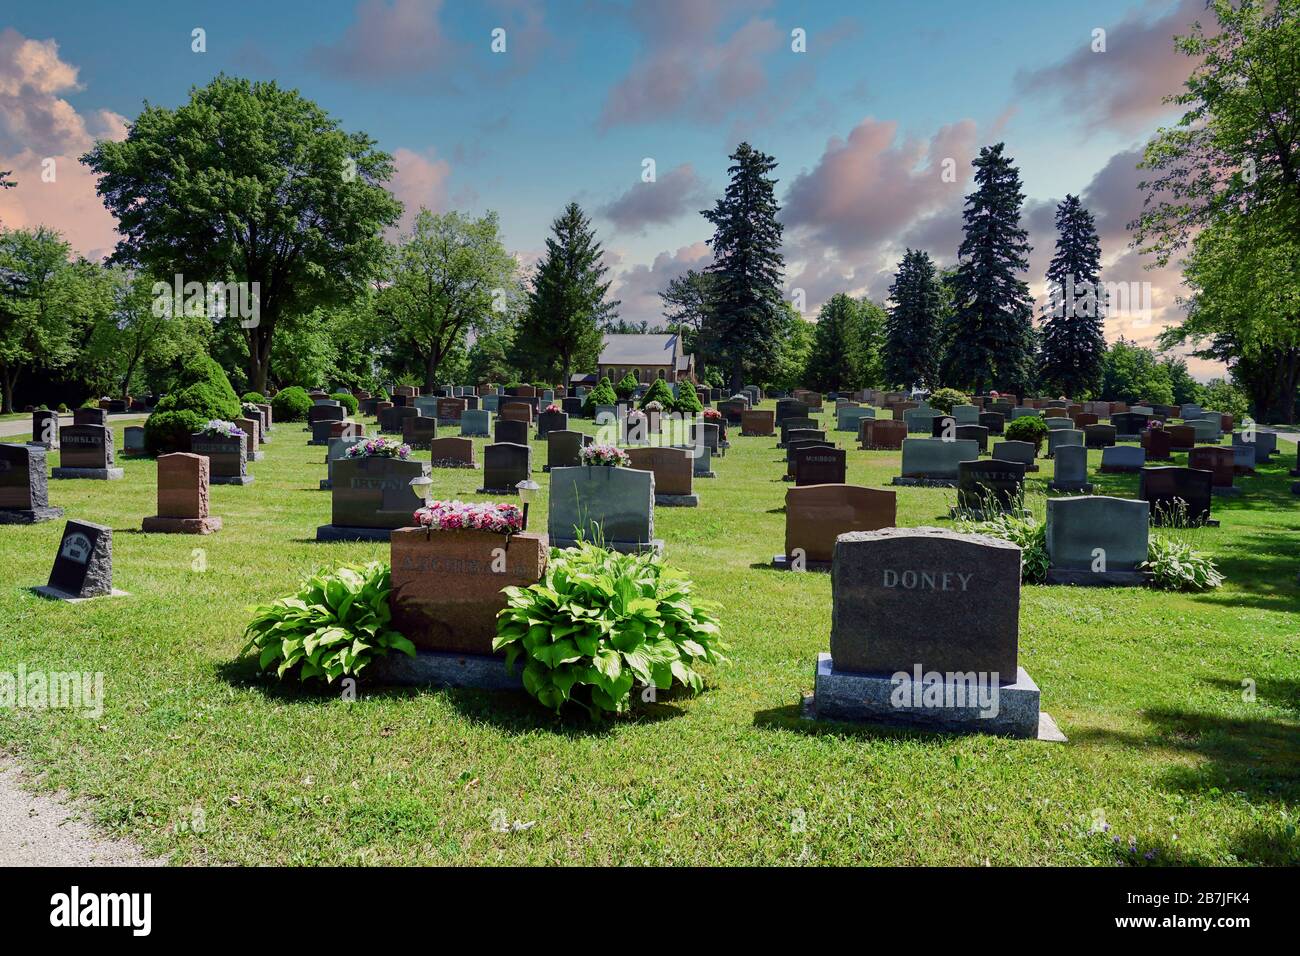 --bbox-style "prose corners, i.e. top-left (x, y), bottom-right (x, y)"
top-left (317, 456), bottom-right (430, 541)
top-left (34, 519), bottom-right (127, 601)
top-left (810, 527), bottom-right (1056, 739)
